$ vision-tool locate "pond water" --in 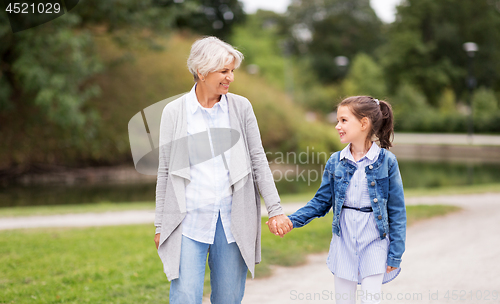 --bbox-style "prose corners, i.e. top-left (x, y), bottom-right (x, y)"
top-left (1, 161), bottom-right (500, 207)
